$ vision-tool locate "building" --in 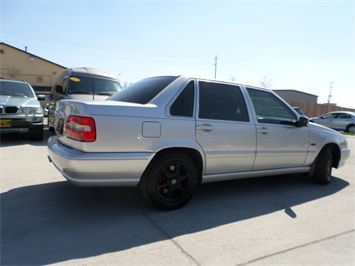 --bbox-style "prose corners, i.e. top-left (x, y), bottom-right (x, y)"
top-left (273, 89), bottom-right (318, 104)
top-left (0, 42), bottom-right (66, 95)
top-left (273, 89), bottom-right (354, 117)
